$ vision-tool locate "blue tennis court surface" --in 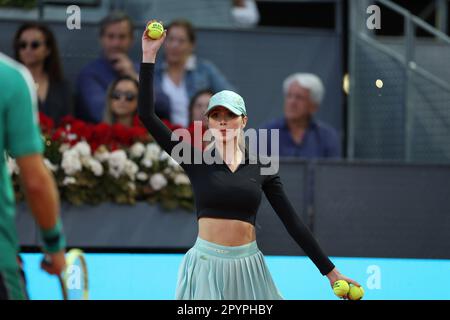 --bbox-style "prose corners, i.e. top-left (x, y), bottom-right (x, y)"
top-left (21, 253), bottom-right (450, 300)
